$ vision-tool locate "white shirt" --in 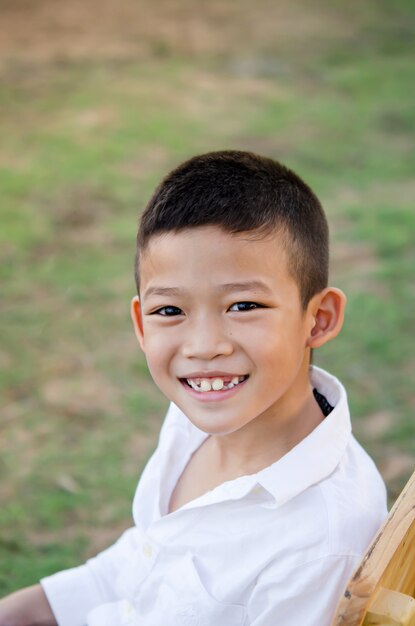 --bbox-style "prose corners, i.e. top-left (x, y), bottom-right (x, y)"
top-left (41, 367), bottom-right (387, 626)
